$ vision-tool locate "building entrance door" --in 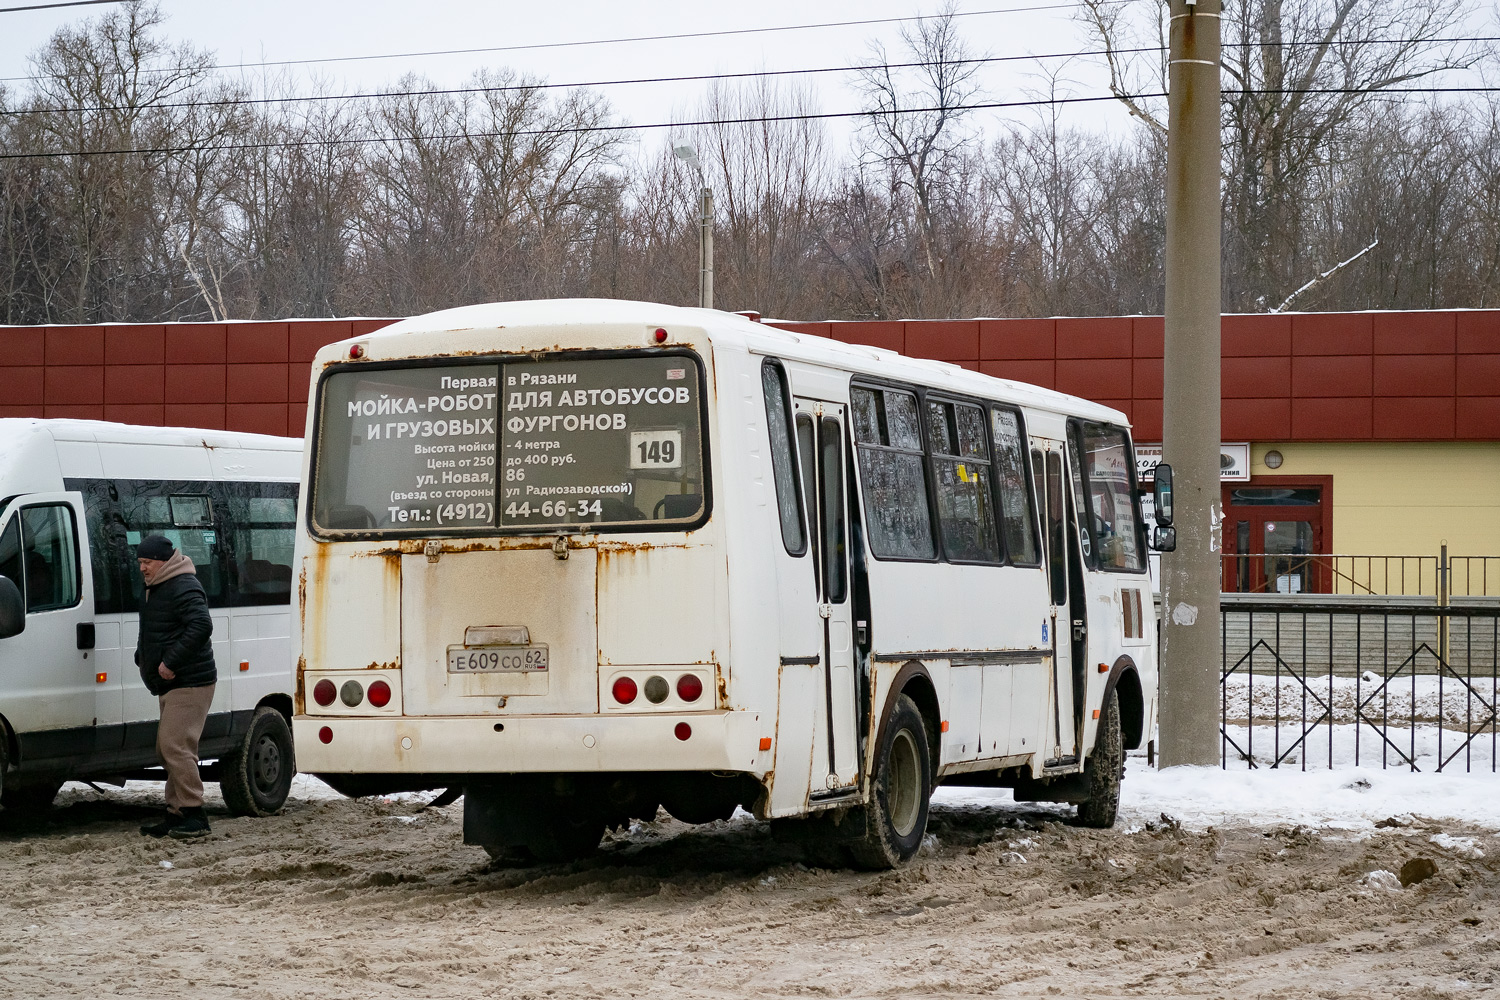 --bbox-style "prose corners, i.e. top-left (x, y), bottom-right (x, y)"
top-left (1223, 483), bottom-right (1327, 593)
